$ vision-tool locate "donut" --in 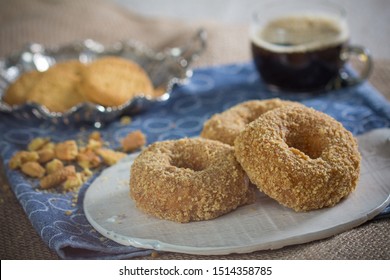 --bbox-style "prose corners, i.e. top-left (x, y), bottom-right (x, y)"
top-left (130, 138), bottom-right (255, 223)
top-left (200, 98), bottom-right (301, 145)
top-left (234, 106), bottom-right (361, 212)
